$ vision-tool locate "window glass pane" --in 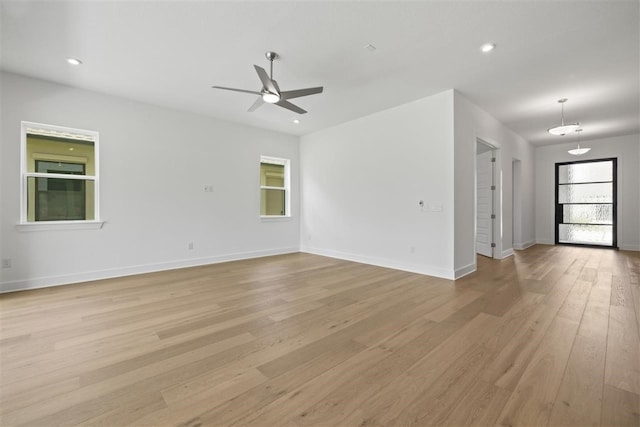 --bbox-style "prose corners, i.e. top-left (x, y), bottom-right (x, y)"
top-left (558, 224), bottom-right (612, 245)
top-left (27, 177), bottom-right (95, 221)
top-left (558, 183), bottom-right (612, 204)
top-left (563, 204), bottom-right (613, 224)
top-left (558, 161), bottom-right (612, 184)
top-left (36, 160), bottom-right (85, 175)
top-left (26, 134), bottom-right (95, 175)
top-left (260, 189), bottom-right (285, 216)
top-left (260, 163), bottom-right (284, 188)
